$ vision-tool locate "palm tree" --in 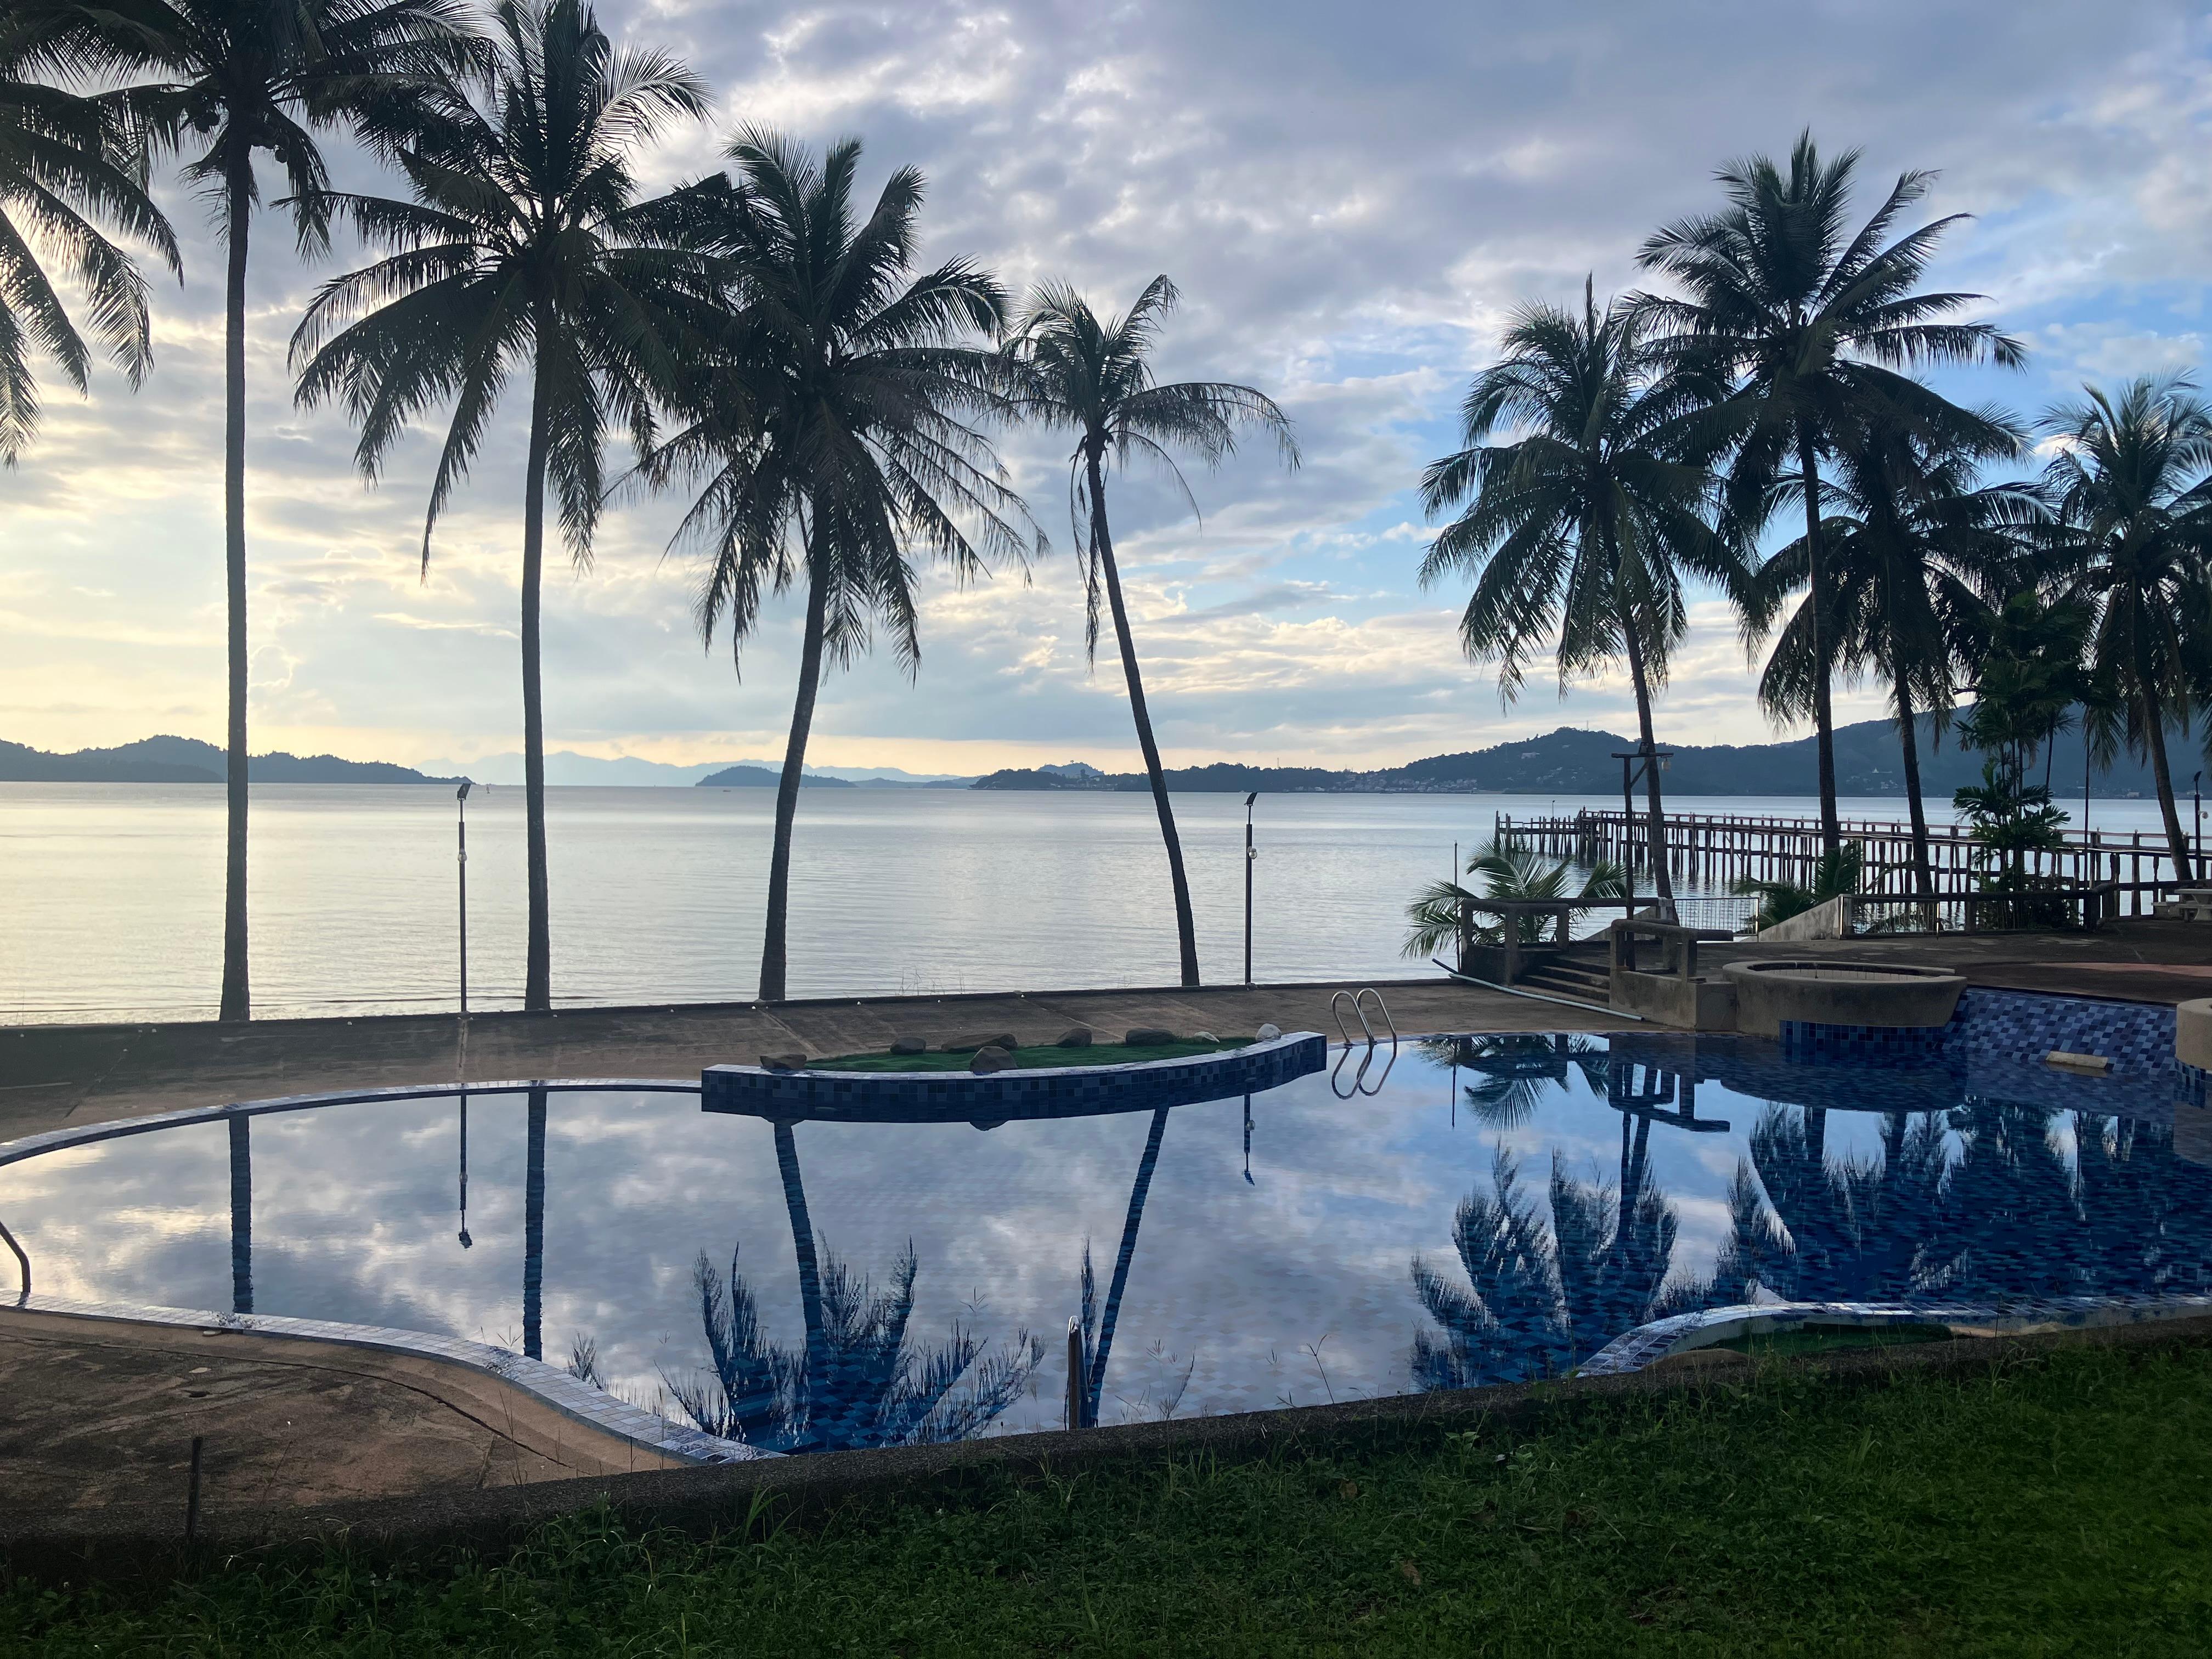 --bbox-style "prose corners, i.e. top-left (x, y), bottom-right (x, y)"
top-left (291, 0), bottom-right (714, 1012)
top-left (1746, 414), bottom-right (2038, 909)
top-left (0, 69), bottom-right (177, 460)
top-left (646, 133), bottom-right (1031, 1005)
top-left (12, 0), bottom-right (481, 1022)
top-left (1633, 132), bottom-right (2025, 859)
top-left (1002, 278), bottom-right (1297, 988)
top-left (669, 1124), bottom-right (1042, 1452)
top-left (1419, 280), bottom-right (1738, 918)
top-left (1403, 835), bottom-right (1624, 963)
top-left (2037, 377), bottom-right (2212, 883)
